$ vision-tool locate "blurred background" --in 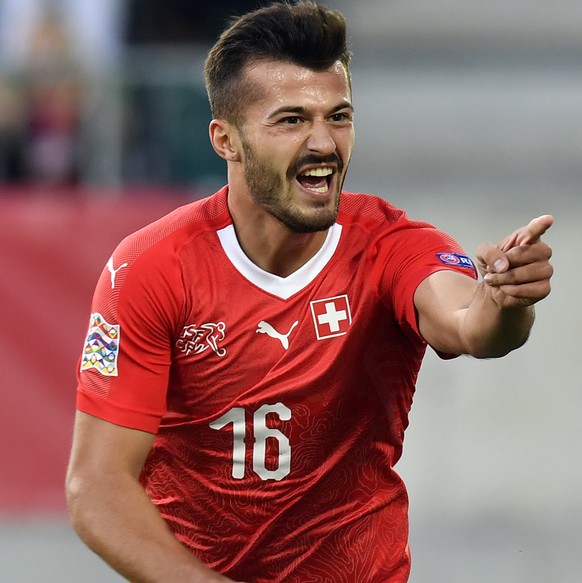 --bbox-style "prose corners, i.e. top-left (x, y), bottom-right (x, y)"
top-left (0, 1), bottom-right (580, 581)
